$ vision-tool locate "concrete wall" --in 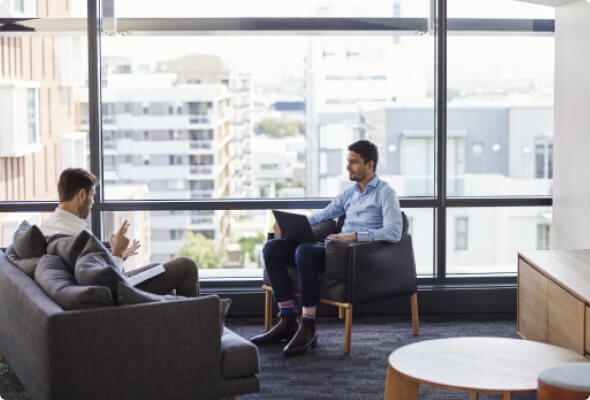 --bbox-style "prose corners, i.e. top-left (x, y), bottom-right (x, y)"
top-left (551, 0), bottom-right (590, 249)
